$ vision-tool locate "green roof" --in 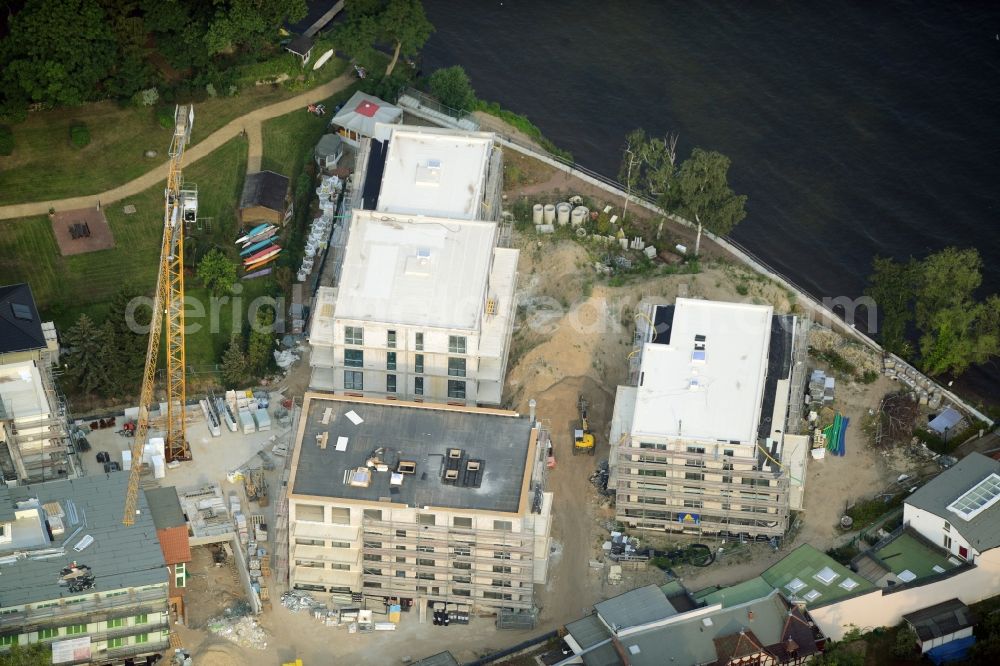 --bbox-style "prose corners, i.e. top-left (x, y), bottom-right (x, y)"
top-left (697, 576), bottom-right (776, 608)
top-left (874, 530), bottom-right (960, 581)
top-left (761, 544), bottom-right (876, 607)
